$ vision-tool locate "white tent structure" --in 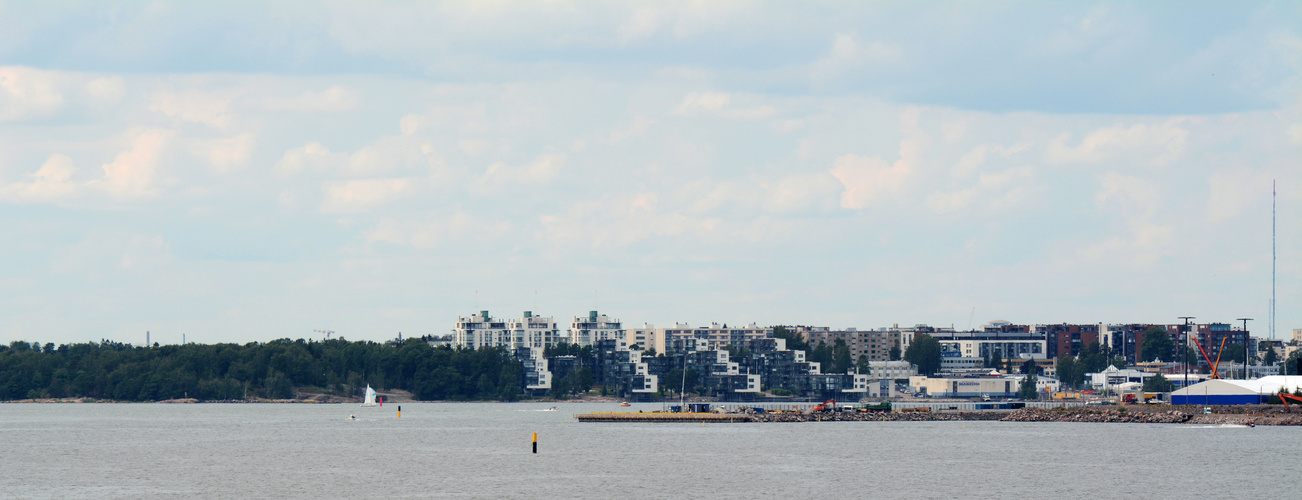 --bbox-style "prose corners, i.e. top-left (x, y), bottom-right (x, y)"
top-left (1171, 376), bottom-right (1302, 405)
